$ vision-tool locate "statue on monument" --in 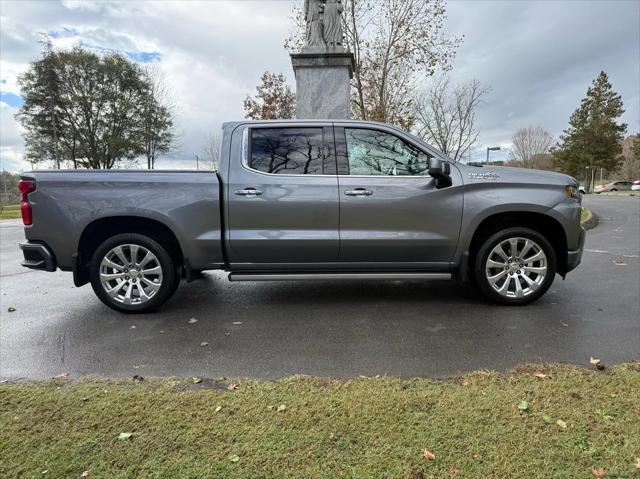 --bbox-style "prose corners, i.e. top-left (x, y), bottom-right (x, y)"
top-left (303, 0), bottom-right (344, 51)
top-left (304, 0), bottom-right (325, 48)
